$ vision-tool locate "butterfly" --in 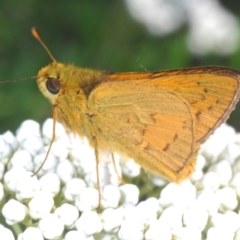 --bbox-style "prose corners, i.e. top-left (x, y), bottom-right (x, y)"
top-left (33, 28), bottom-right (240, 184)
